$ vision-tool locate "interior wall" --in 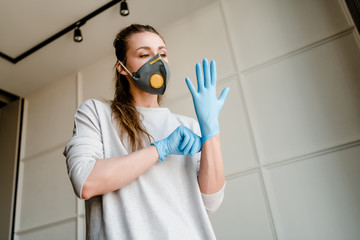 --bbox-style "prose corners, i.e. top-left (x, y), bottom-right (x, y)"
top-left (14, 0), bottom-right (360, 239)
top-left (0, 100), bottom-right (21, 240)
top-left (14, 75), bottom-right (79, 240)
